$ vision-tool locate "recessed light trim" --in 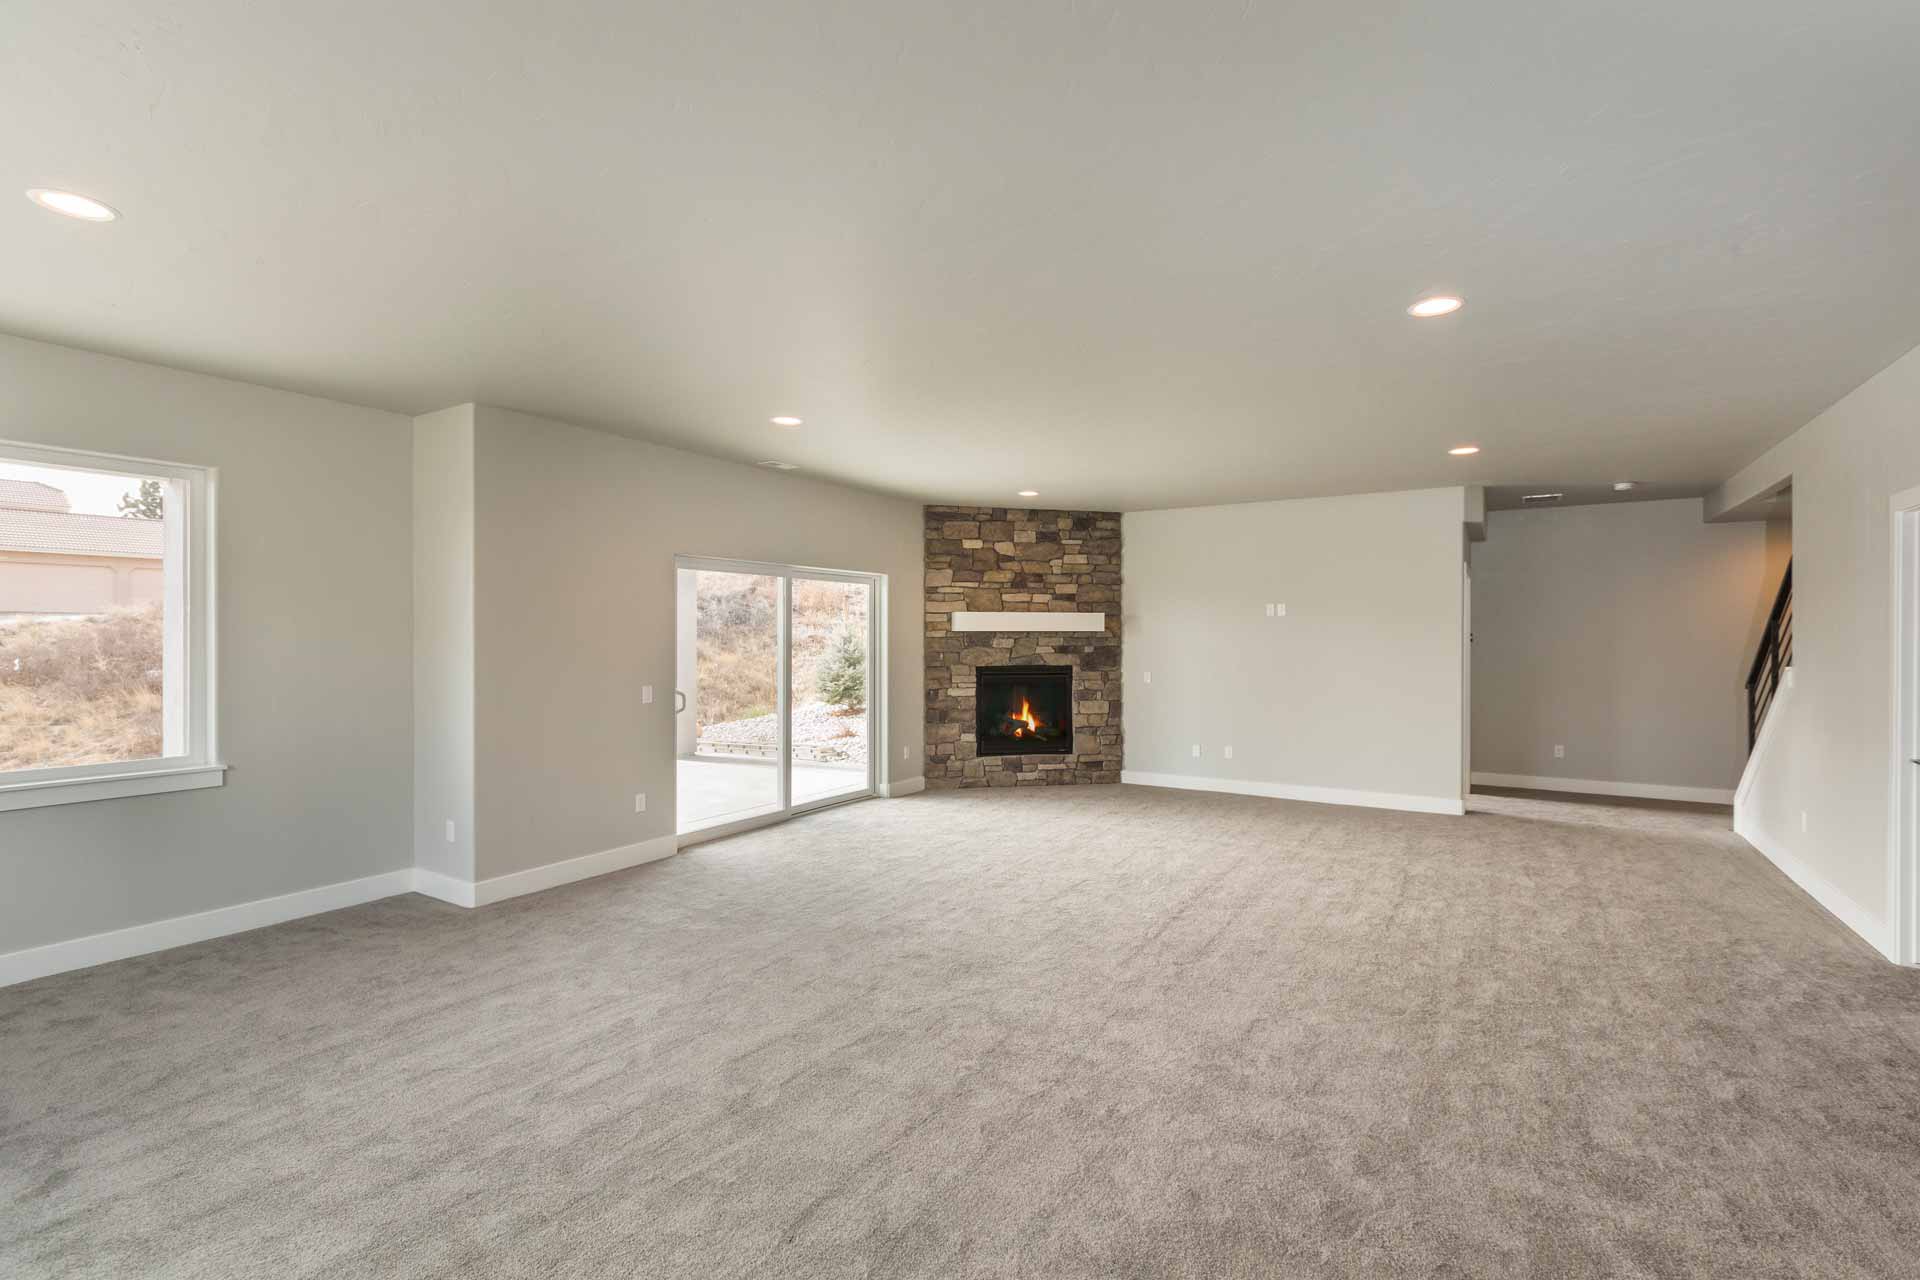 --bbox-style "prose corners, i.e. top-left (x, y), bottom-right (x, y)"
top-left (1520, 492), bottom-right (1565, 504)
top-left (1612, 481), bottom-right (1637, 492)
top-left (1408, 295), bottom-right (1464, 318)
top-left (769, 416), bottom-right (803, 427)
top-left (26, 188), bottom-right (118, 222)
top-left (1017, 490), bottom-right (1040, 498)
top-left (757, 459), bottom-right (799, 471)
top-left (1447, 445), bottom-right (1480, 456)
